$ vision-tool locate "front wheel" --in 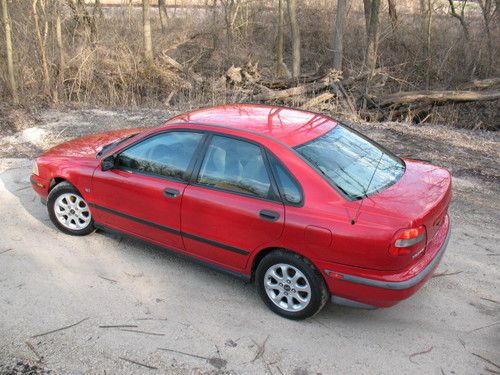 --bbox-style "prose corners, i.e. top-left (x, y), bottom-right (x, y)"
top-left (47, 182), bottom-right (95, 236)
top-left (256, 250), bottom-right (329, 320)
